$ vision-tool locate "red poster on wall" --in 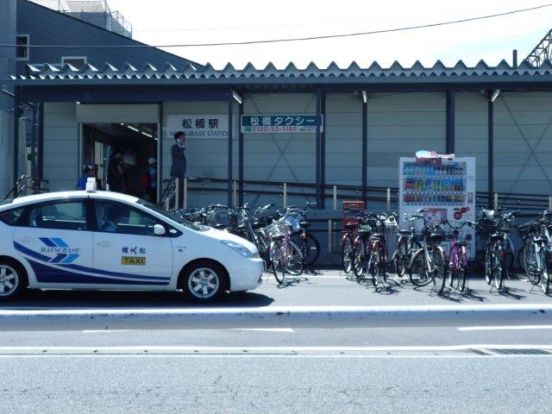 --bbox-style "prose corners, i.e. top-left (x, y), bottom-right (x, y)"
top-left (342, 200), bottom-right (365, 226)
